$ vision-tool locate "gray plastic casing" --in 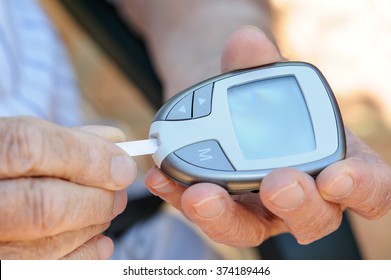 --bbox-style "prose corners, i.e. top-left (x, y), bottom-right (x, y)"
top-left (149, 62), bottom-right (346, 193)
